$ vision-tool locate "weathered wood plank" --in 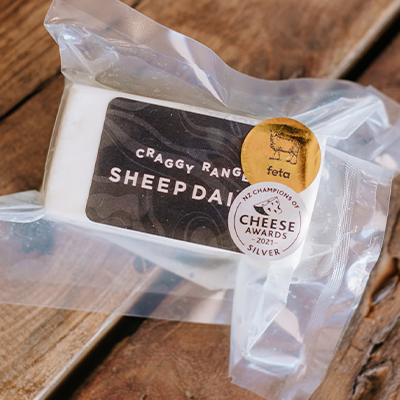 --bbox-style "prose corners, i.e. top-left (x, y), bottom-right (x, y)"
top-left (0, 75), bottom-right (62, 195)
top-left (0, 305), bottom-right (121, 400)
top-left (136, 0), bottom-right (400, 79)
top-left (358, 33), bottom-right (400, 101)
top-left (71, 320), bottom-right (261, 400)
top-left (0, 0), bottom-right (137, 119)
top-left (0, 0), bottom-right (61, 118)
top-left (65, 7), bottom-right (400, 400)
